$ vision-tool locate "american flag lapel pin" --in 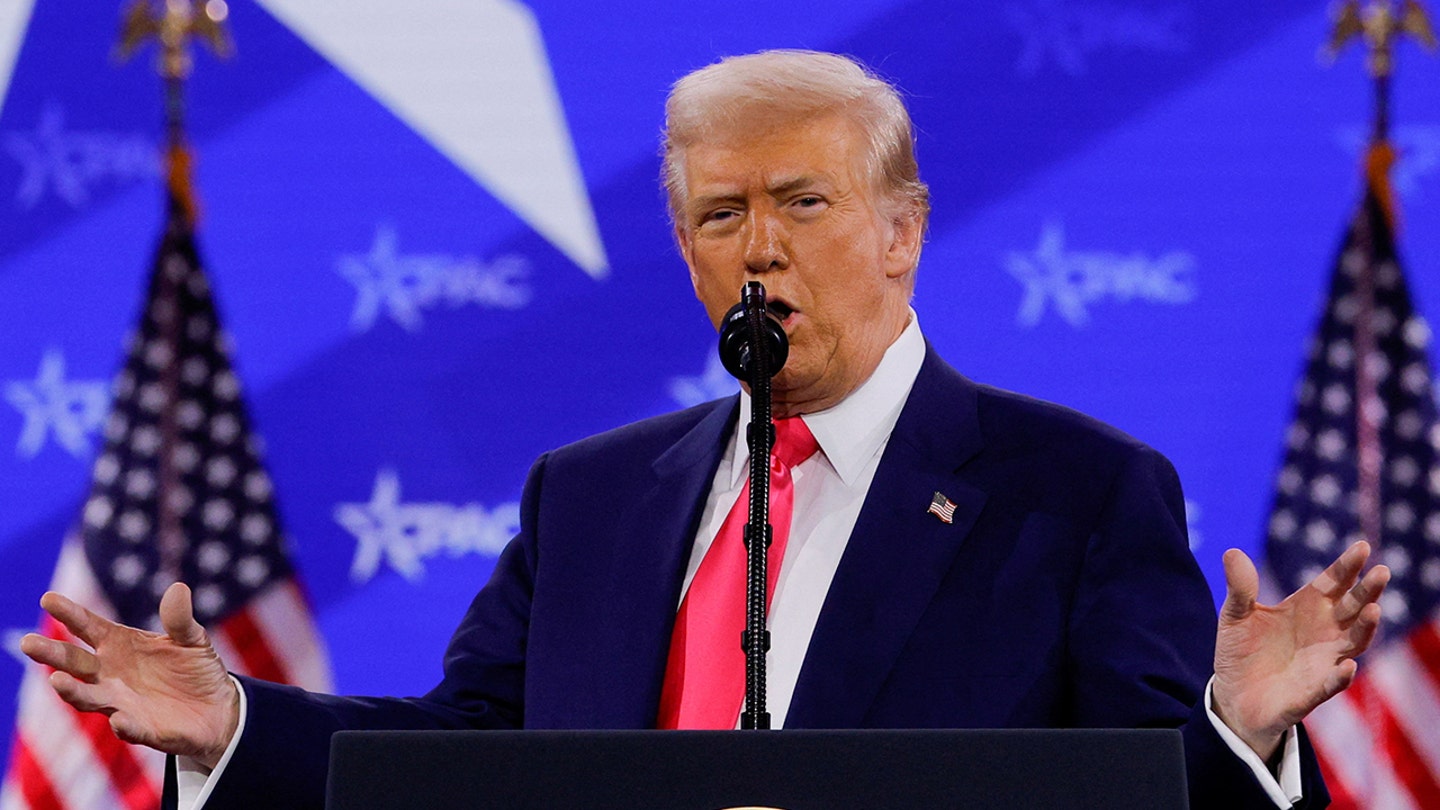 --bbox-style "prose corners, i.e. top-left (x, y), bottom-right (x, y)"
top-left (927, 491), bottom-right (956, 524)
